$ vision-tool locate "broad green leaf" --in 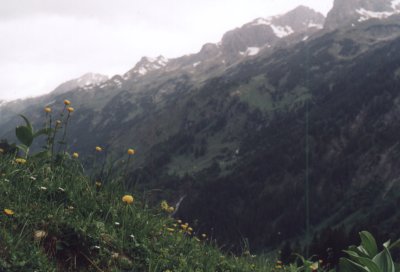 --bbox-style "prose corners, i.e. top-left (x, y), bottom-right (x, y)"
top-left (339, 258), bottom-right (370, 272)
top-left (16, 126), bottom-right (33, 147)
top-left (19, 114), bottom-right (33, 132)
top-left (16, 144), bottom-right (28, 153)
top-left (33, 128), bottom-right (52, 138)
top-left (344, 249), bottom-right (363, 261)
top-left (383, 240), bottom-right (391, 248)
top-left (32, 150), bottom-right (50, 159)
top-left (359, 231), bottom-right (378, 257)
top-left (388, 239), bottom-right (400, 250)
top-left (344, 251), bottom-right (381, 272)
top-left (373, 247), bottom-right (395, 272)
top-left (349, 245), bottom-right (370, 258)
